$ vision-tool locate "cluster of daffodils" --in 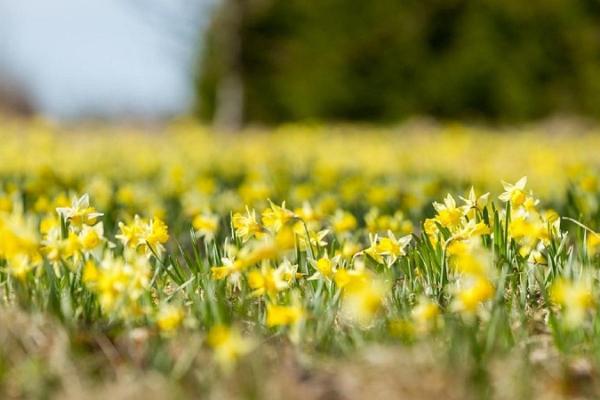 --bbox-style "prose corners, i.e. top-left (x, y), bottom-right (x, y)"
top-left (43, 194), bottom-right (105, 270)
top-left (2, 138), bottom-right (600, 375)
top-left (0, 200), bottom-right (41, 280)
top-left (116, 214), bottom-right (170, 257)
top-left (84, 214), bottom-right (170, 318)
top-left (423, 188), bottom-right (495, 316)
top-left (501, 177), bottom-right (562, 264)
top-left (7, 120), bottom-right (600, 398)
top-left (82, 251), bottom-right (152, 316)
top-left (196, 176), bottom-right (600, 366)
top-left (209, 200), bottom-right (416, 334)
top-left (0, 193), bottom-right (176, 327)
top-left (43, 195), bottom-right (167, 317)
